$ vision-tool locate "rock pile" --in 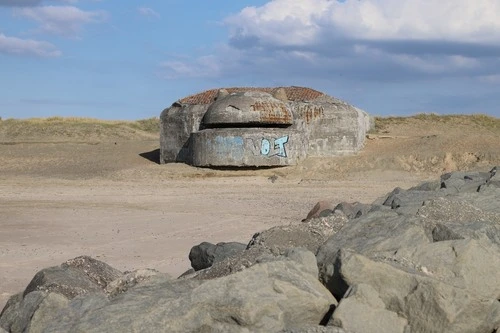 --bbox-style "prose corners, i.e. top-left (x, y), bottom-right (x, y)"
top-left (1, 167), bottom-right (499, 333)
